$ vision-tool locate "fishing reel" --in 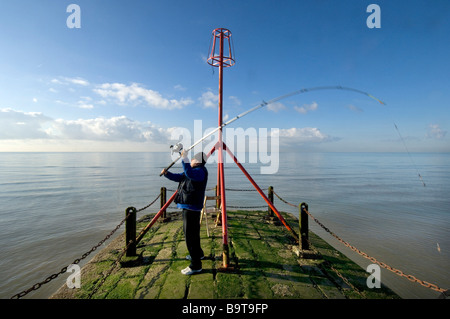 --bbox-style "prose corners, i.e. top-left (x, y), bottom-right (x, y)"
top-left (170, 142), bottom-right (183, 155)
